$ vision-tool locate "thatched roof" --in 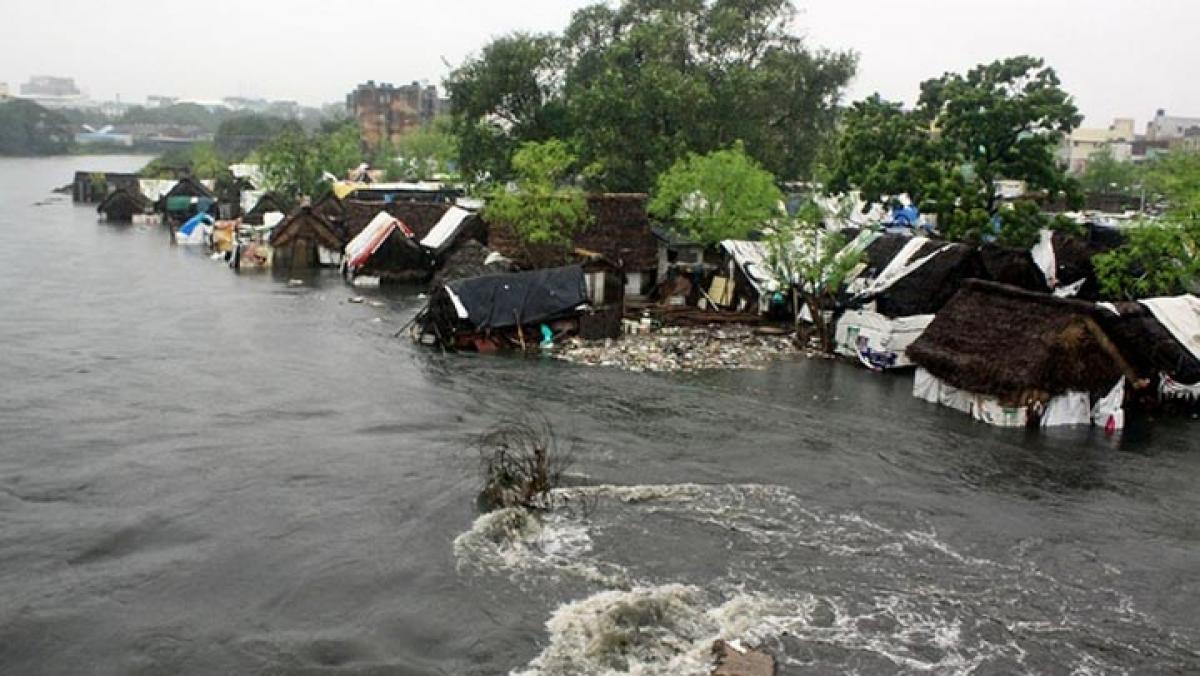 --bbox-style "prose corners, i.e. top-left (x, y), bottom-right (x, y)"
top-left (341, 200), bottom-right (450, 244)
top-left (96, 187), bottom-right (152, 219)
top-left (1099, 302), bottom-right (1200, 384)
top-left (486, 193), bottom-right (657, 271)
top-left (1051, 232), bottom-right (1103, 300)
top-left (269, 207), bottom-right (343, 251)
top-left (312, 192), bottom-right (346, 221)
top-left (873, 241), bottom-right (983, 317)
top-left (907, 280), bottom-right (1136, 402)
top-left (244, 192), bottom-right (292, 224)
top-left (163, 176), bottom-right (215, 201)
top-left (430, 240), bottom-right (508, 288)
top-left (978, 243), bottom-right (1050, 292)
